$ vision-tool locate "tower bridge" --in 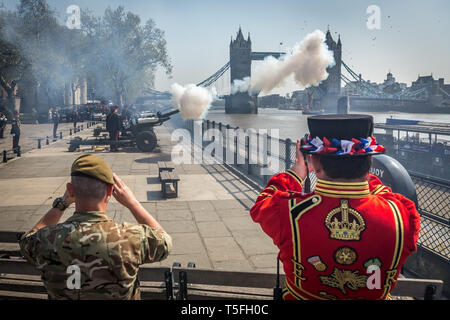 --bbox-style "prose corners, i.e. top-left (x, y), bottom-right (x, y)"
top-left (143, 27), bottom-right (447, 114)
